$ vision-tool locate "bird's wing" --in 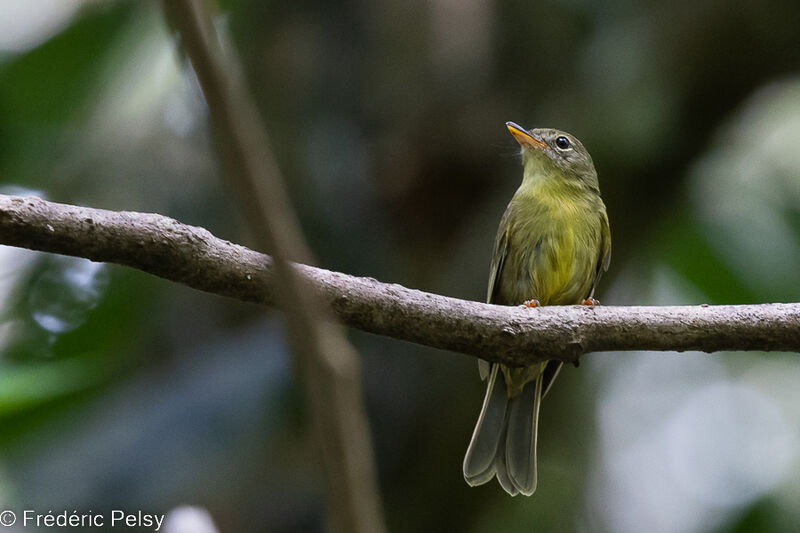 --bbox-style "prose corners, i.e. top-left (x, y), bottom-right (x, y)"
top-left (588, 210), bottom-right (612, 299)
top-left (479, 206), bottom-right (513, 380)
top-left (487, 206), bottom-right (512, 304)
